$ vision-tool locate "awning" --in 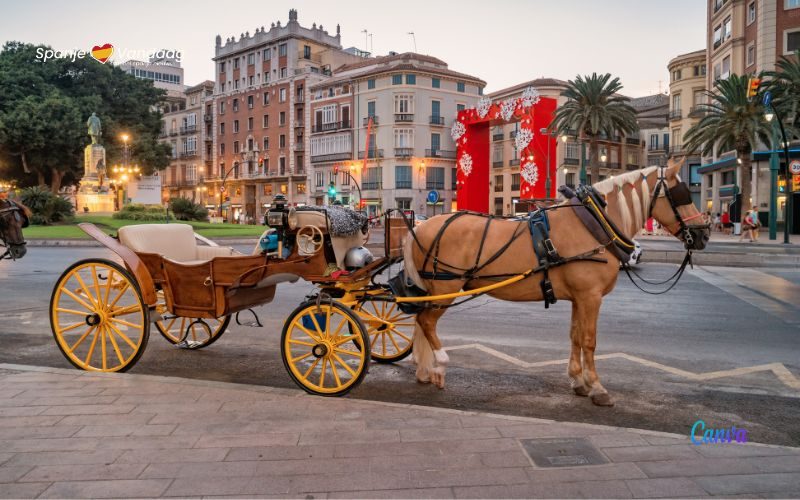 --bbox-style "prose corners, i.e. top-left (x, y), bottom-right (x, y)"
top-left (752, 148), bottom-right (800, 161)
top-left (697, 157), bottom-right (738, 174)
